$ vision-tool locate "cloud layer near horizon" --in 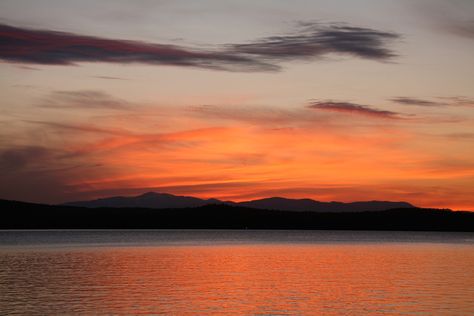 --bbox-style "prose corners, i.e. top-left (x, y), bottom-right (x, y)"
top-left (0, 22), bottom-right (399, 72)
